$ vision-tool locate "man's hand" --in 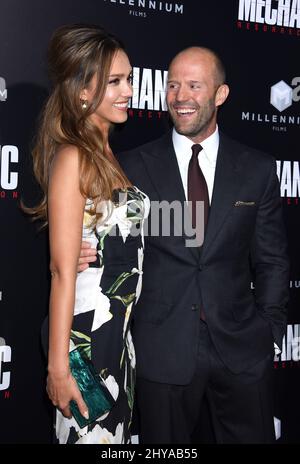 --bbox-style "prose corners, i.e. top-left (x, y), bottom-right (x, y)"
top-left (78, 241), bottom-right (97, 272)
